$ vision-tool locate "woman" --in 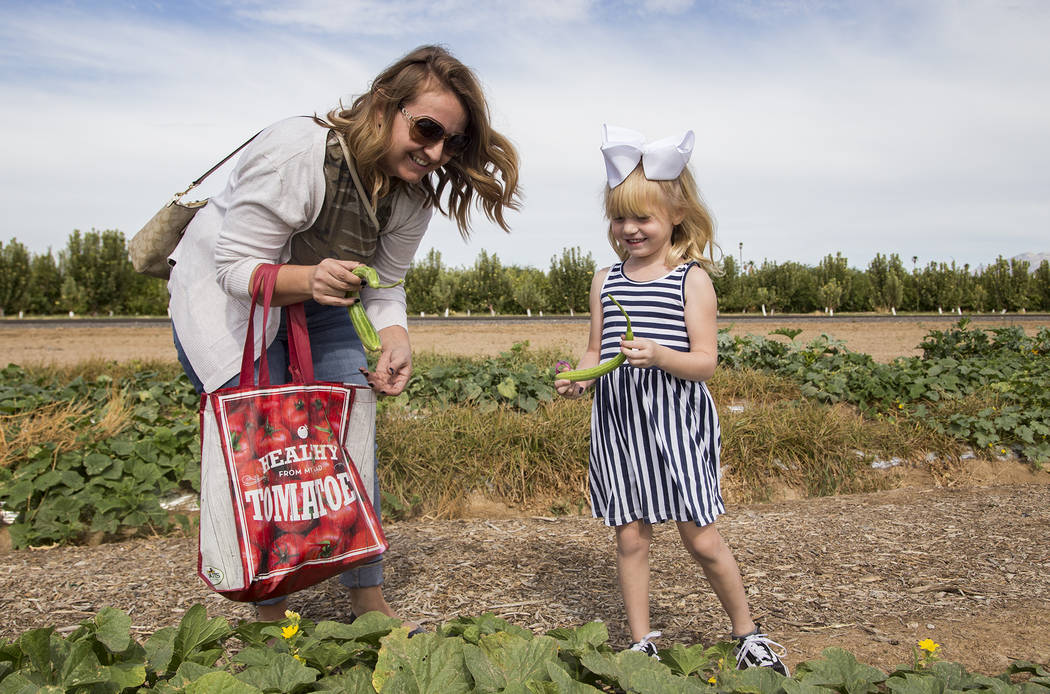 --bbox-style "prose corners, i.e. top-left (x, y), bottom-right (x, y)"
top-left (168, 45), bottom-right (520, 625)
